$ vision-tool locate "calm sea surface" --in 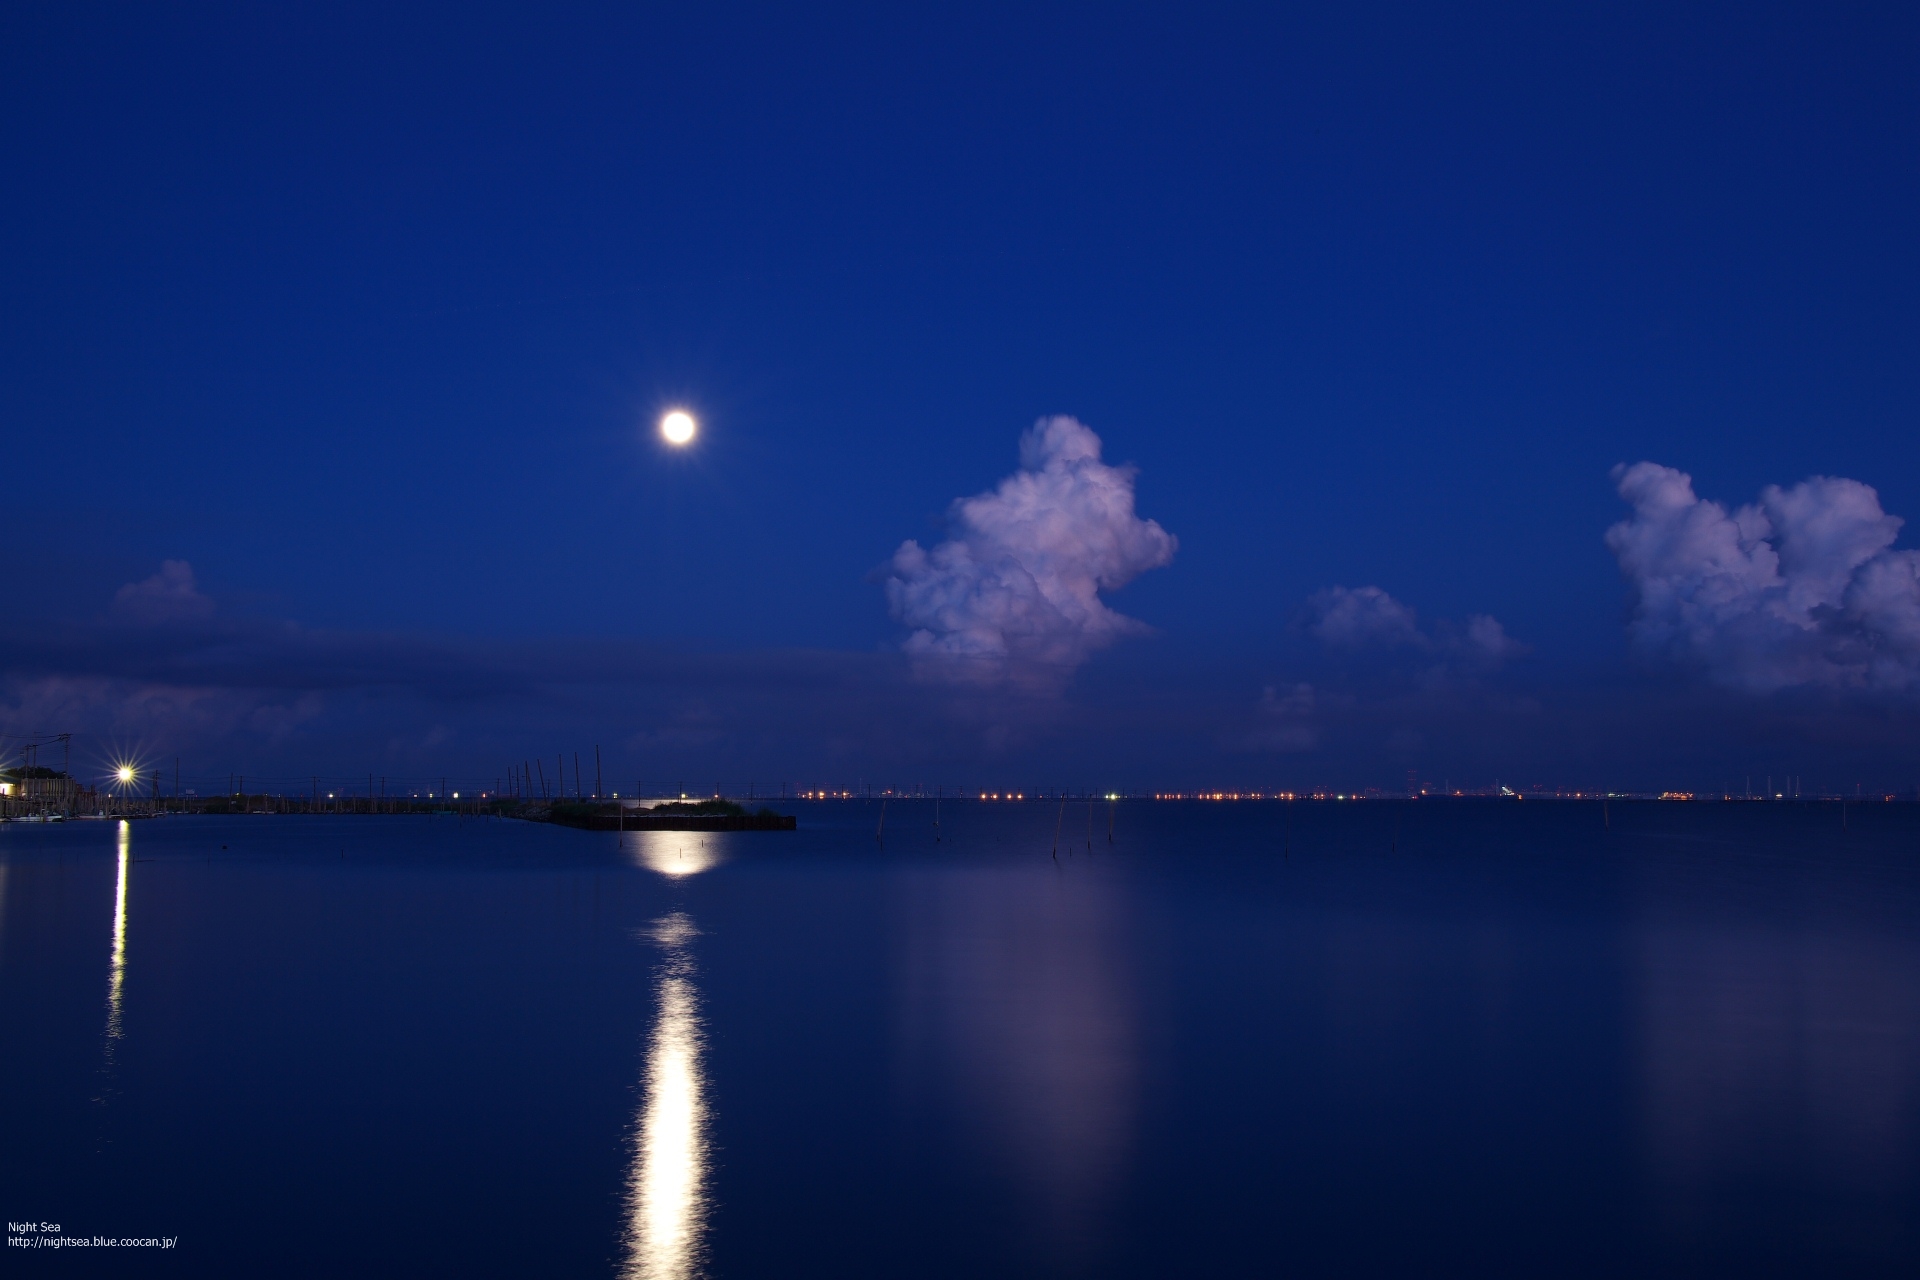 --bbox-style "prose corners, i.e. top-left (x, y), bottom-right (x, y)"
top-left (4, 801), bottom-right (1918, 1277)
